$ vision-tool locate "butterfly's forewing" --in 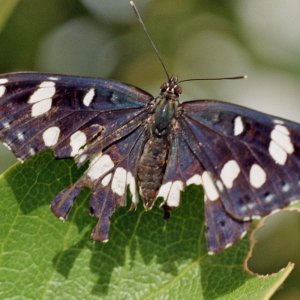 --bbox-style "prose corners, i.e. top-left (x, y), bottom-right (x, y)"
top-left (179, 100), bottom-right (300, 225)
top-left (0, 73), bottom-right (153, 162)
top-left (0, 72), bottom-right (154, 241)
